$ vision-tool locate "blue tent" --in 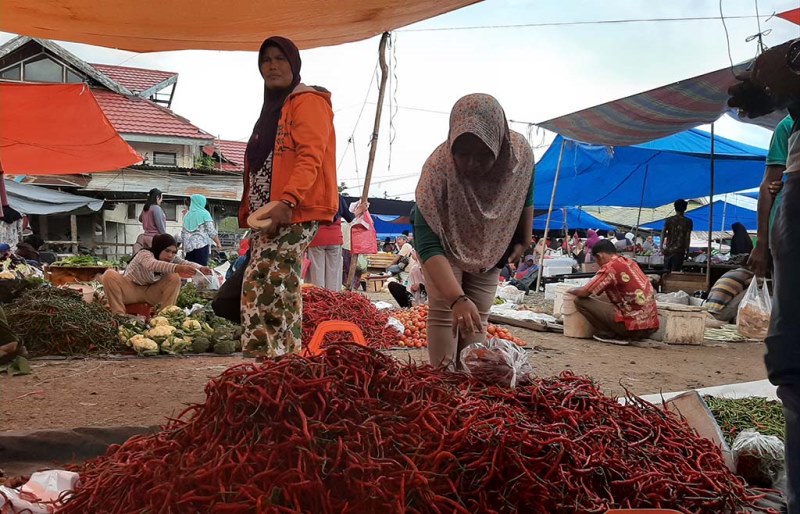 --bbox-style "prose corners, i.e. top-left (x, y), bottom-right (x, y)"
top-left (533, 207), bottom-right (612, 231)
top-left (534, 129), bottom-right (767, 208)
top-left (643, 201), bottom-right (758, 232)
top-left (373, 214), bottom-right (412, 239)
